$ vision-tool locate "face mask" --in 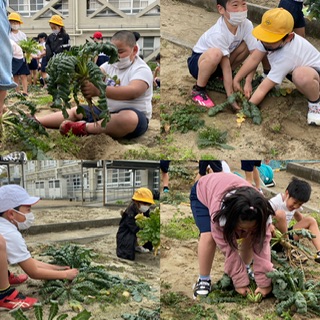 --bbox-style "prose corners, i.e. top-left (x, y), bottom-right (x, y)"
top-left (114, 55), bottom-right (133, 70)
top-left (13, 209), bottom-right (35, 230)
top-left (226, 10), bottom-right (247, 26)
top-left (139, 205), bottom-right (150, 213)
top-left (11, 24), bottom-right (20, 31)
top-left (52, 29), bottom-right (60, 35)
